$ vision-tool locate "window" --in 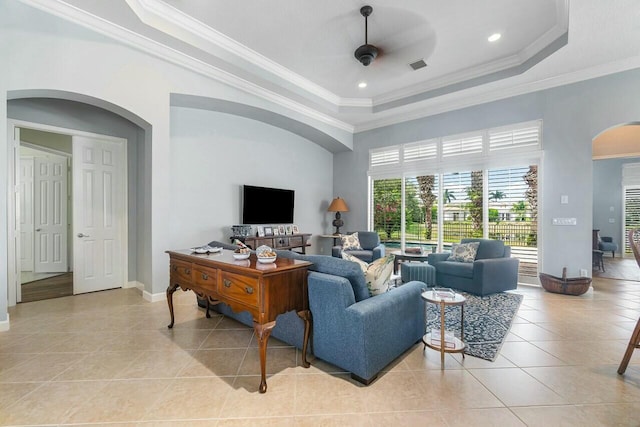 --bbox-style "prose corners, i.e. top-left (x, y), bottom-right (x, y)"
top-left (369, 121), bottom-right (541, 281)
top-left (372, 178), bottom-right (402, 242)
top-left (404, 175), bottom-right (439, 252)
top-left (625, 187), bottom-right (640, 254)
